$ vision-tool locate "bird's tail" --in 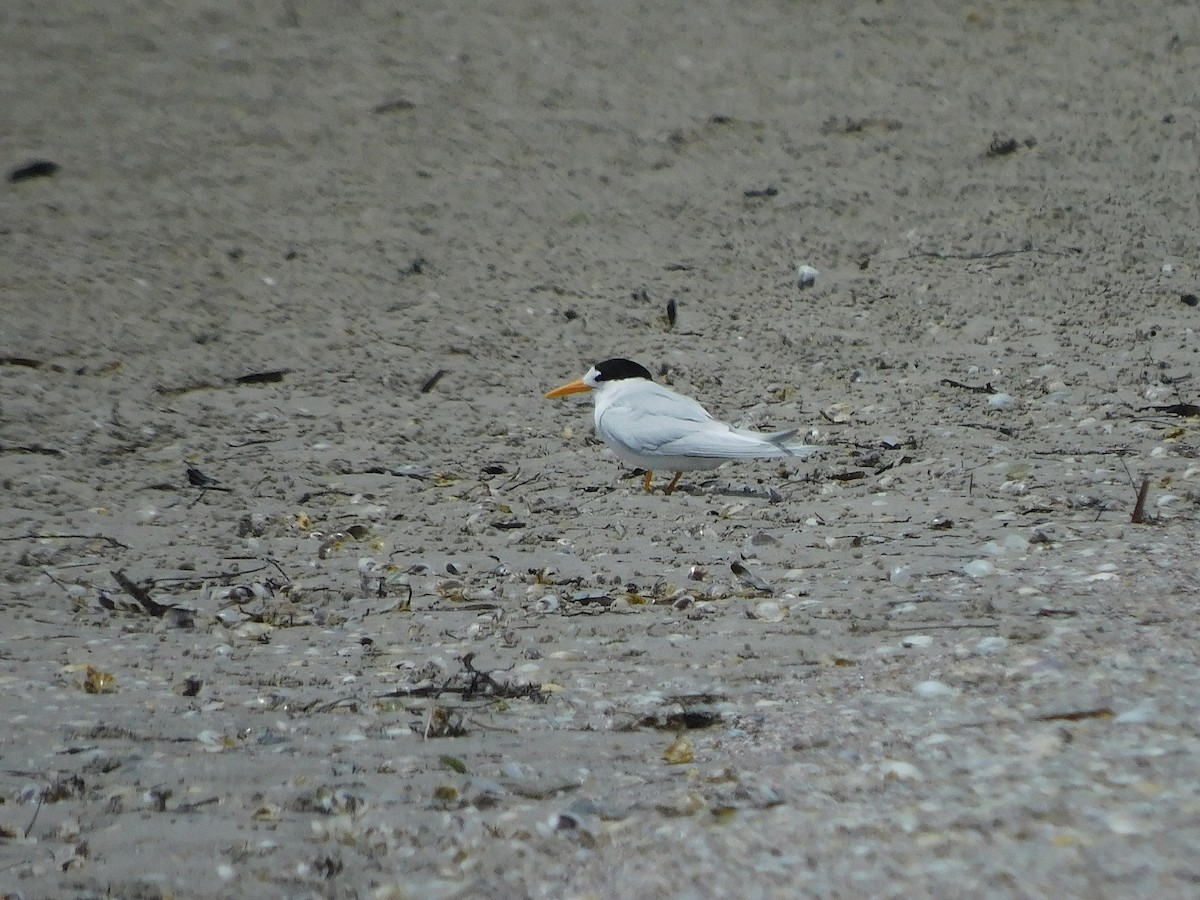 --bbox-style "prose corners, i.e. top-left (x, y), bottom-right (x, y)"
top-left (750, 428), bottom-right (820, 459)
